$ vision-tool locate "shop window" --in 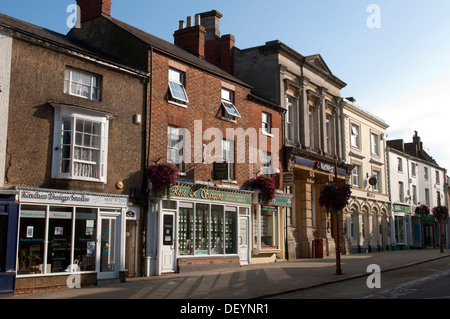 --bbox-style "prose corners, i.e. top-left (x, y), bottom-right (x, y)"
top-left (47, 206), bottom-right (73, 273)
top-left (254, 206), bottom-right (279, 251)
top-left (177, 203), bottom-right (238, 256)
top-left (178, 204), bottom-right (194, 255)
top-left (195, 204), bottom-right (210, 255)
top-left (74, 208), bottom-right (97, 271)
top-left (225, 207), bottom-right (237, 254)
top-left (211, 205), bottom-right (224, 254)
top-left (17, 205), bottom-right (46, 275)
top-left (52, 104), bottom-right (110, 183)
top-left (394, 216), bottom-right (405, 244)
